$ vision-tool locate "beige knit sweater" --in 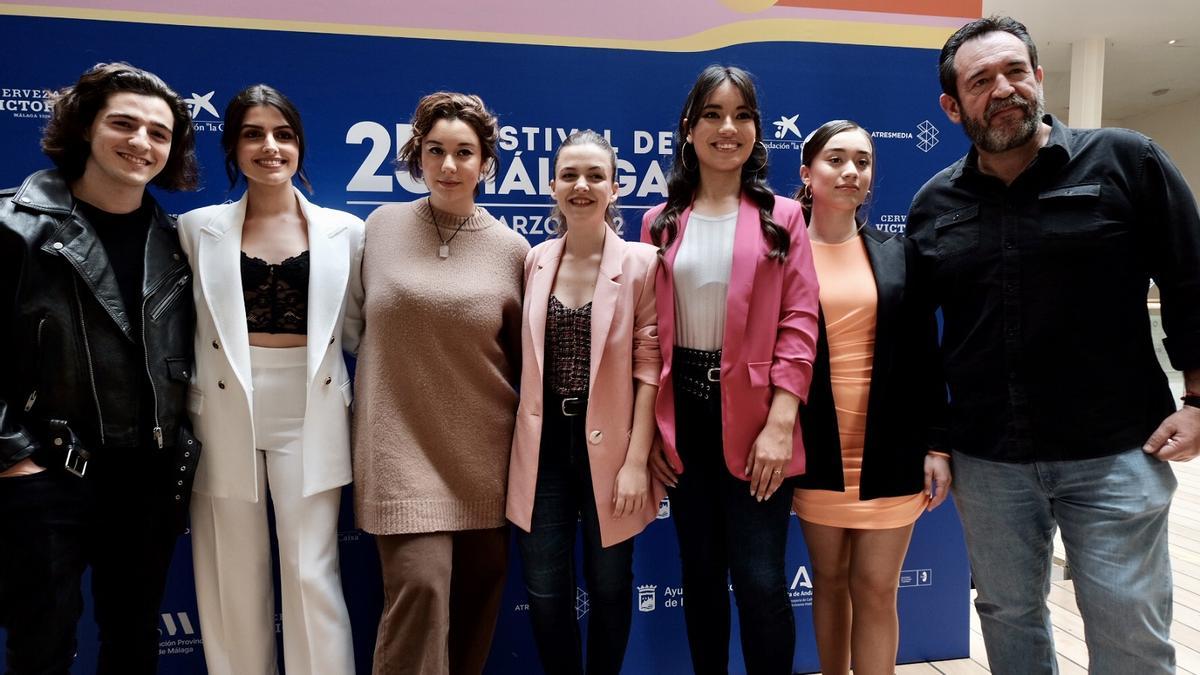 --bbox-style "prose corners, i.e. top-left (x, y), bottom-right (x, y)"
top-left (353, 198), bottom-right (529, 535)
